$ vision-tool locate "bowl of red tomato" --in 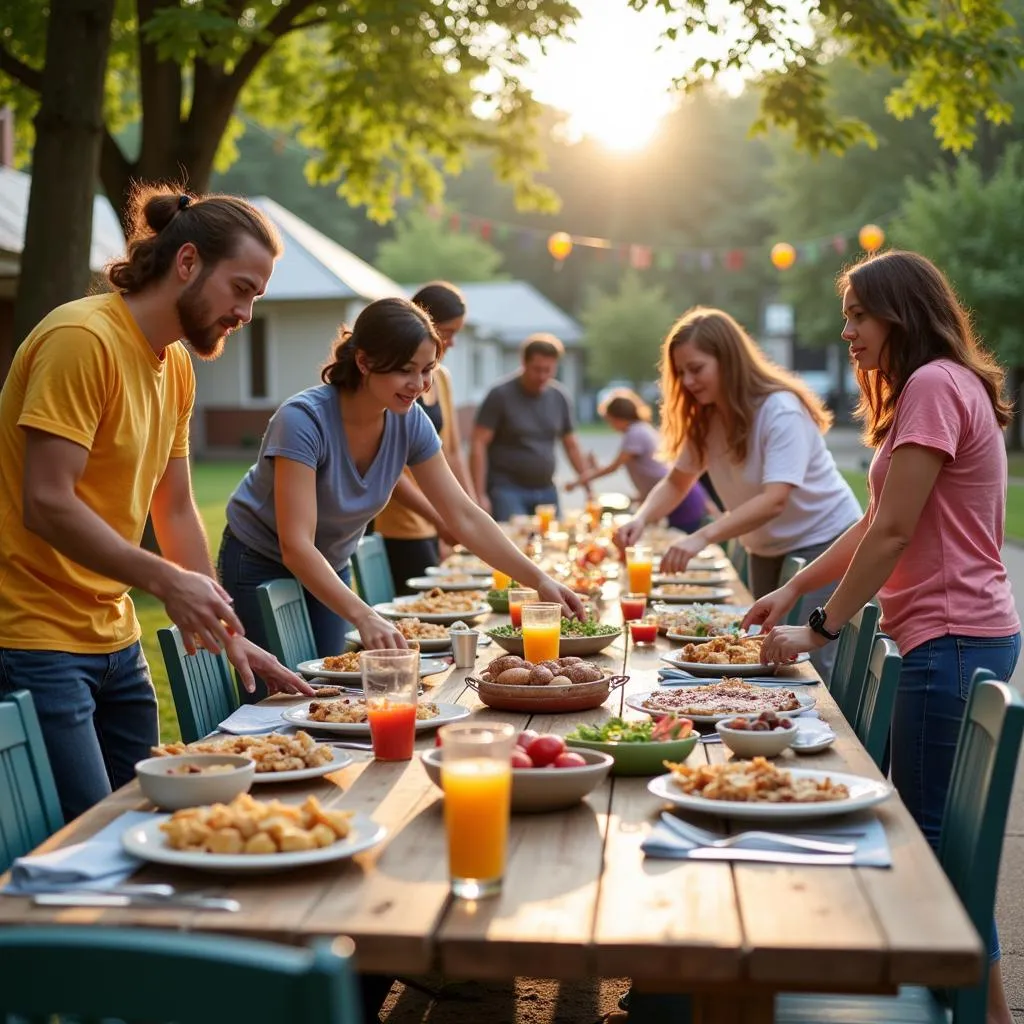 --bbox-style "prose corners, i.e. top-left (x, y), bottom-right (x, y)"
top-left (421, 730), bottom-right (614, 813)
